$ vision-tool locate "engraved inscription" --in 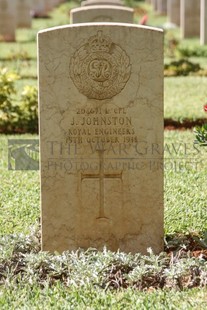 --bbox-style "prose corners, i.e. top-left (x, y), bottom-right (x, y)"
top-left (65, 106), bottom-right (137, 144)
top-left (70, 31), bottom-right (131, 100)
top-left (81, 148), bottom-right (122, 219)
